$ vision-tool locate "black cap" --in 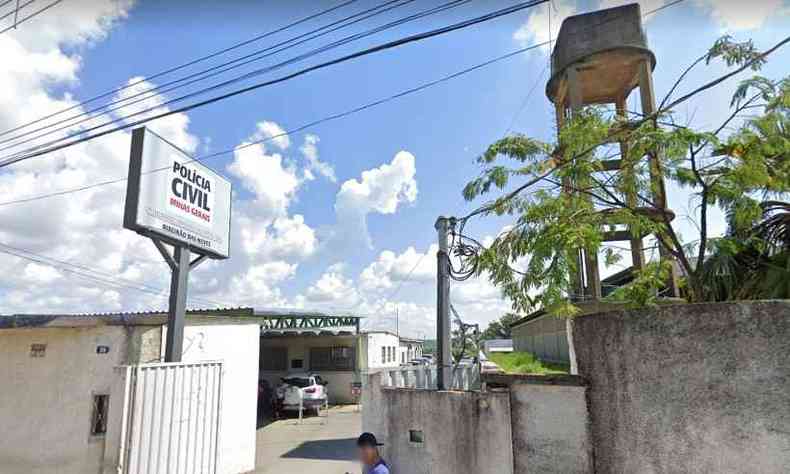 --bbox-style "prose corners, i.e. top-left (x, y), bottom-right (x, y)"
top-left (357, 432), bottom-right (383, 447)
